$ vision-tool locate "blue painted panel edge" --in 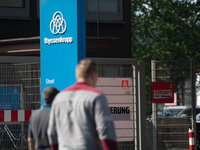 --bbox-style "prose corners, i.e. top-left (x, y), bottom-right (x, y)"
top-left (78, 0), bottom-right (86, 61)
